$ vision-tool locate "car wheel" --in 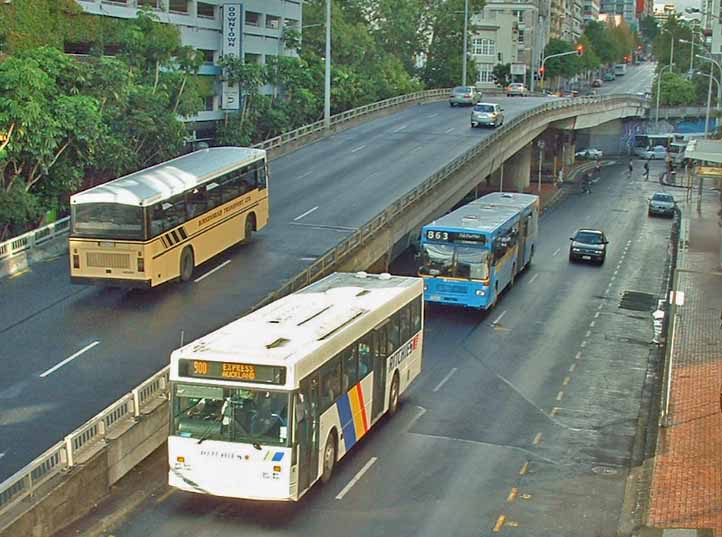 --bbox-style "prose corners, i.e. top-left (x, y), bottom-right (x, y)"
top-left (568, 253), bottom-right (575, 263)
top-left (321, 433), bottom-right (337, 484)
top-left (449, 102), bottom-right (455, 107)
top-left (599, 256), bottom-right (605, 265)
